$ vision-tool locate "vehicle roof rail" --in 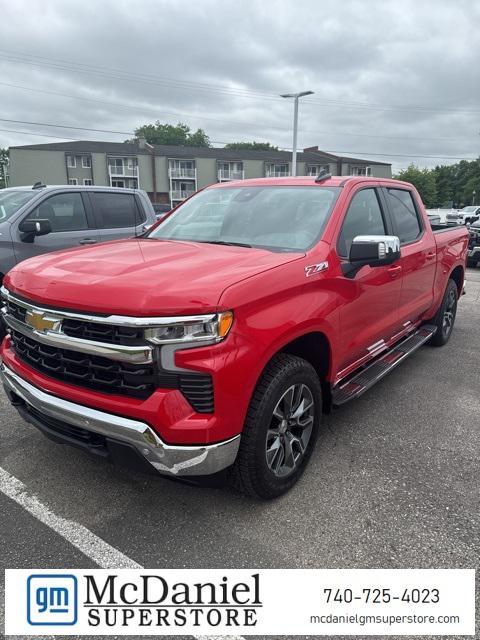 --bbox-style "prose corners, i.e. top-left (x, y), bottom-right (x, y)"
top-left (315, 169), bottom-right (332, 183)
top-left (32, 181), bottom-right (46, 189)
